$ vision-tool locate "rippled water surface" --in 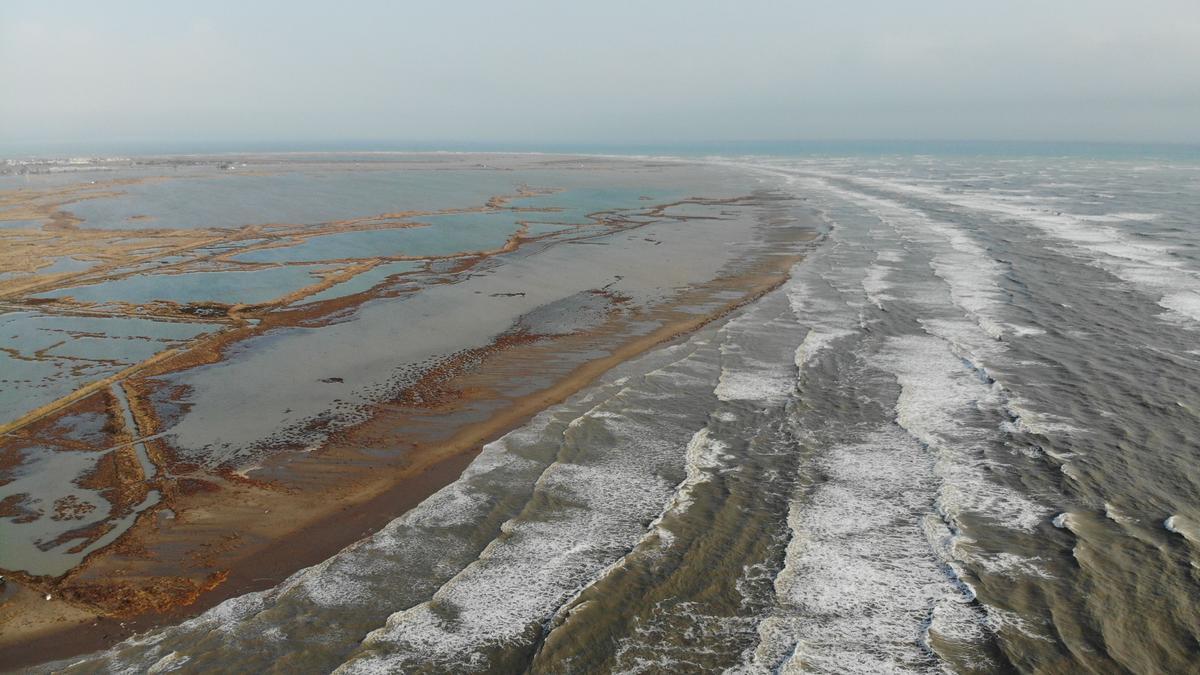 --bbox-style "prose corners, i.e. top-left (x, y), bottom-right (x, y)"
top-left (46, 154), bottom-right (1200, 673)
